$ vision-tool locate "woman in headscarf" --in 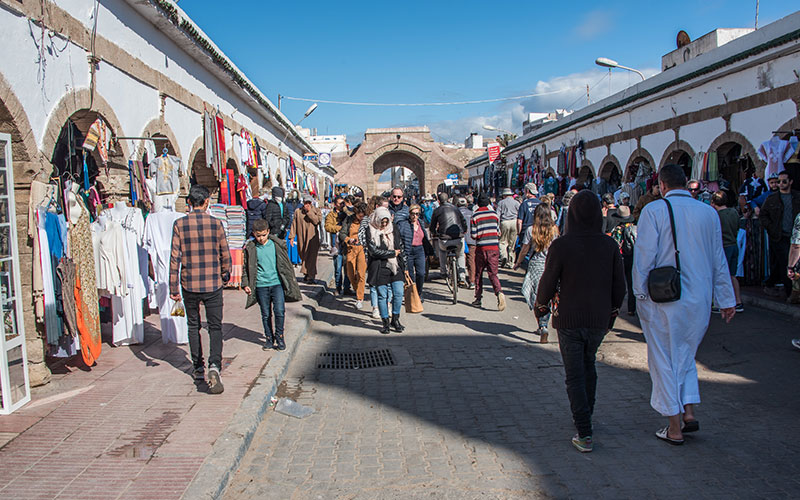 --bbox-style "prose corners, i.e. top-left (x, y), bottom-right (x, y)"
top-left (365, 206), bottom-right (406, 334)
top-left (515, 204), bottom-right (560, 343)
